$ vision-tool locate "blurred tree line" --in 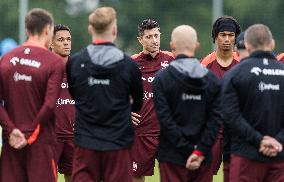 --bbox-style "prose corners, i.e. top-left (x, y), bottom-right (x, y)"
top-left (1, 0), bottom-right (284, 58)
